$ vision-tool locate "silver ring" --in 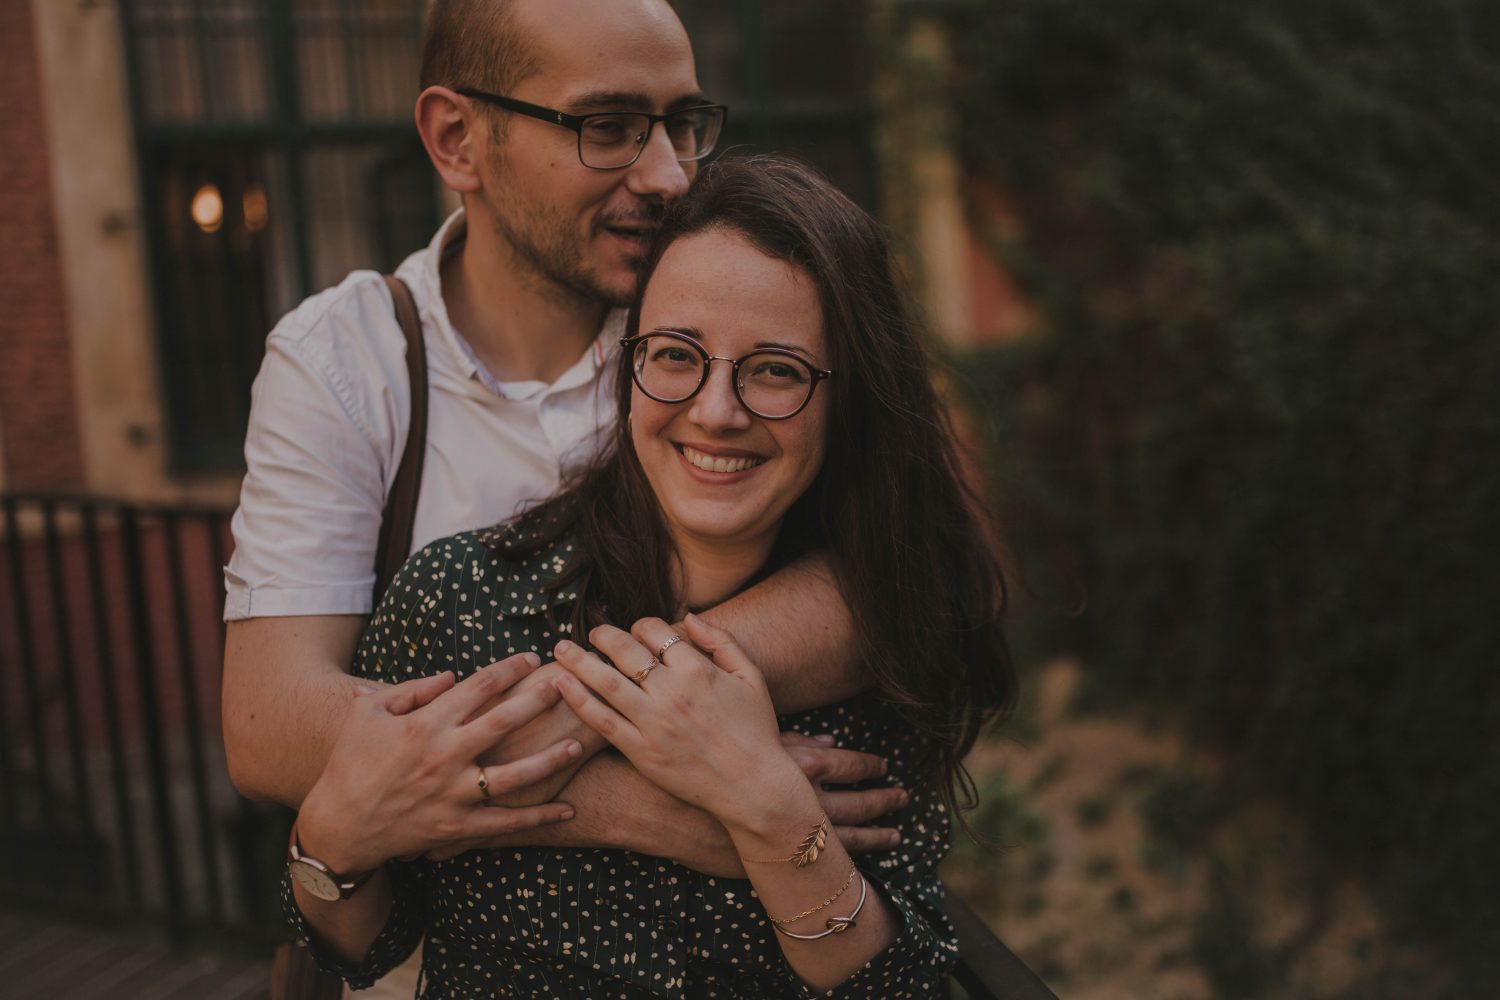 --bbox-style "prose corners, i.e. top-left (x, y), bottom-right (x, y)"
top-left (655, 634), bottom-right (684, 660)
top-left (631, 657), bottom-right (661, 685)
top-left (476, 765), bottom-right (491, 802)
